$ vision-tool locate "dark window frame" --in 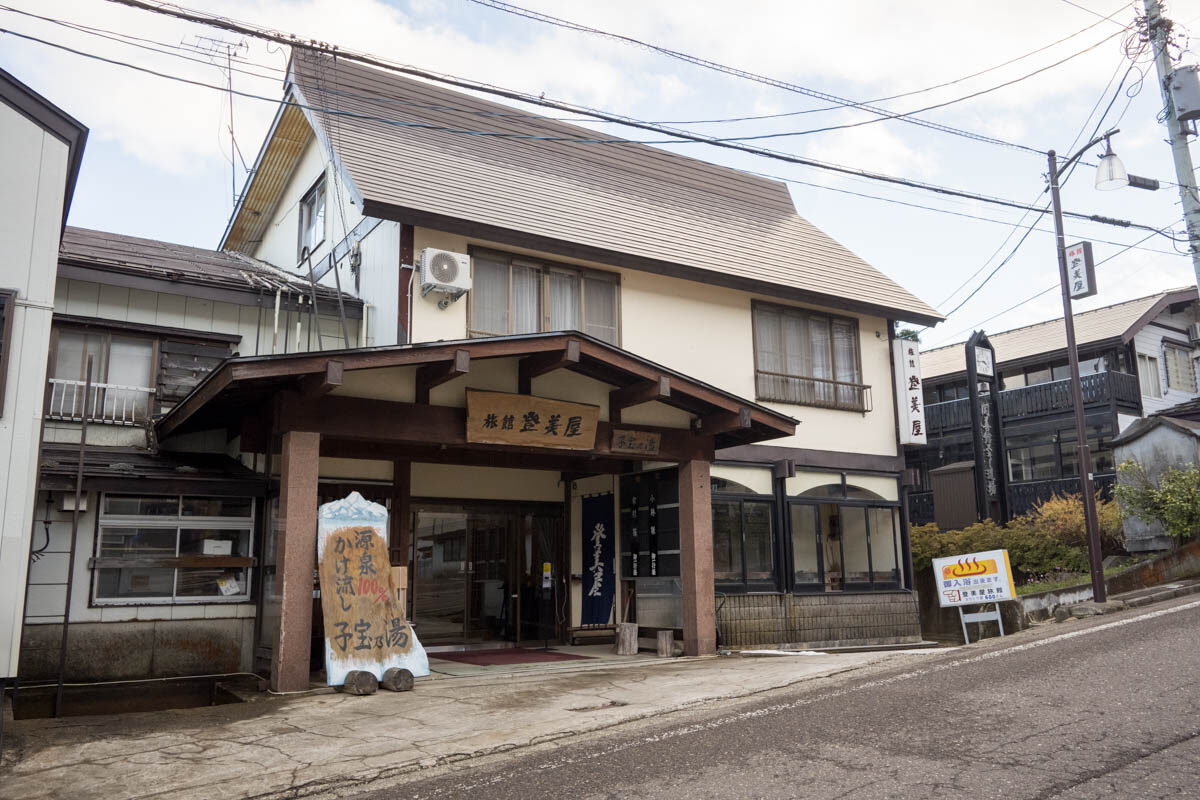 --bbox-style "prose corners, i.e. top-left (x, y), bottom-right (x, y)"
top-left (711, 490), bottom-right (779, 593)
top-left (297, 174), bottom-right (327, 262)
top-left (787, 498), bottom-right (903, 595)
top-left (751, 300), bottom-right (870, 412)
top-left (0, 289), bottom-right (16, 417)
